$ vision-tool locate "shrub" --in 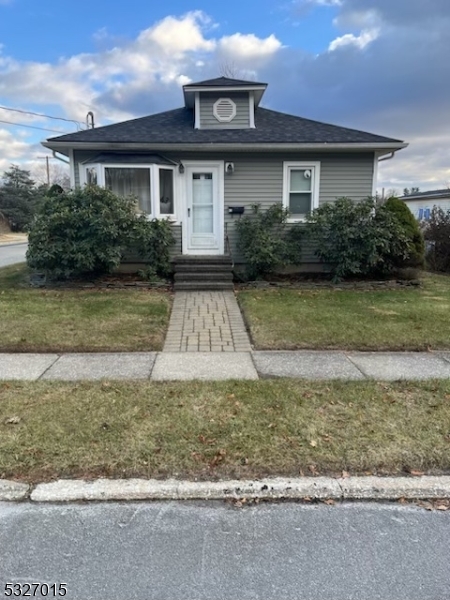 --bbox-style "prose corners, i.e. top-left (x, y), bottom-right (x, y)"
top-left (131, 217), bottom-right (174, 278)
top-left (235, 203), bottom-right (299, 279)
top-left (383, 196), bottom-right (425, 267)
top-left (27, 185), bottom-right (174, 279)
top-left (307, 197), bottom-right (411, 281)
top-left (423, 207), bottom-right (450, 272)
